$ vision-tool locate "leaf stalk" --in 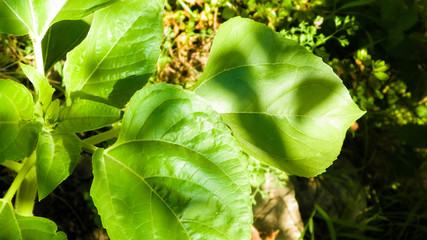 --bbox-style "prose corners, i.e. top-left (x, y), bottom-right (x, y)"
top-left (2, 151), bottom-right (36, 203)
